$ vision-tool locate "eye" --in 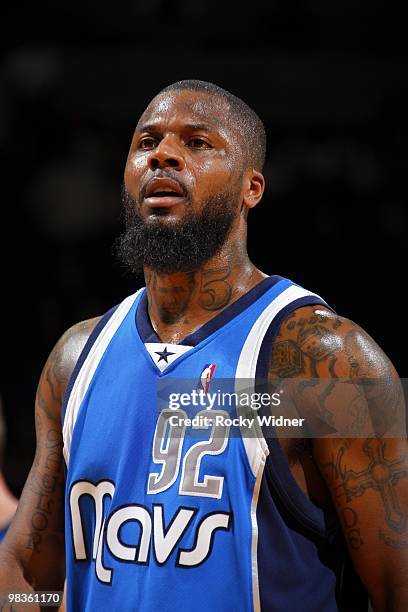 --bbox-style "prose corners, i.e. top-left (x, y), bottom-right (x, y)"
top-left (186, 137), bottom-right (212, 149)
top-left (138, 137), bottom-right (158, 150)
